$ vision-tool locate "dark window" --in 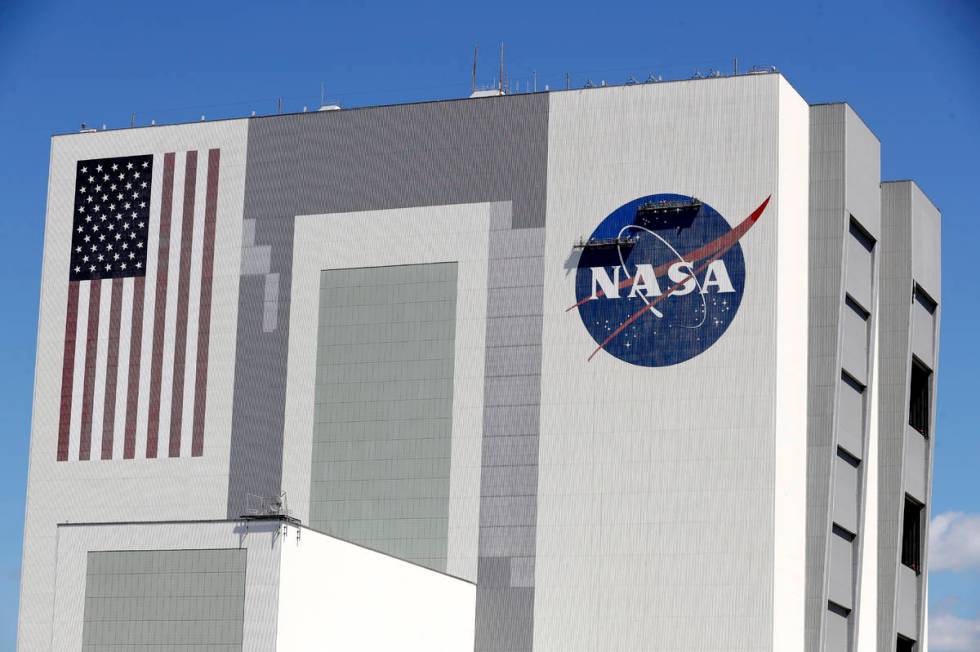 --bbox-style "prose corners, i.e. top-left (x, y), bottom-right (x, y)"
top-left (913, 284), bottom-right (937, 314)
top-left (837, 446), bottom-right (861, 468)
top-left (901, 495), bottom-right (924, 574)
top-left (909, 358), bottom-right (932, 436)
top-left (849, 217), bottom-right (876, 252)
top-left (897, 634), bottom-right (916, 652)
top-left (832, 523), bottom-right (856, 542)
top-left (828, 600), bottom-right (851, 618)
top-left (845, 293), bottom-right (871, 320)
